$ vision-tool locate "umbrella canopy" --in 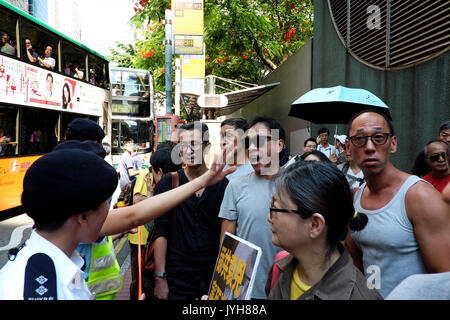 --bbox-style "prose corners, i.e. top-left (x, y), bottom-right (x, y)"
top-left (289, 85), bottom-right (391, 124)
